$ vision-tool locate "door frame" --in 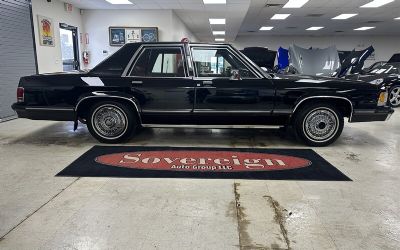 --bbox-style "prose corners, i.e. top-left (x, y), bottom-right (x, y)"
top-left (59, 23), bottom-right (80, 71)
